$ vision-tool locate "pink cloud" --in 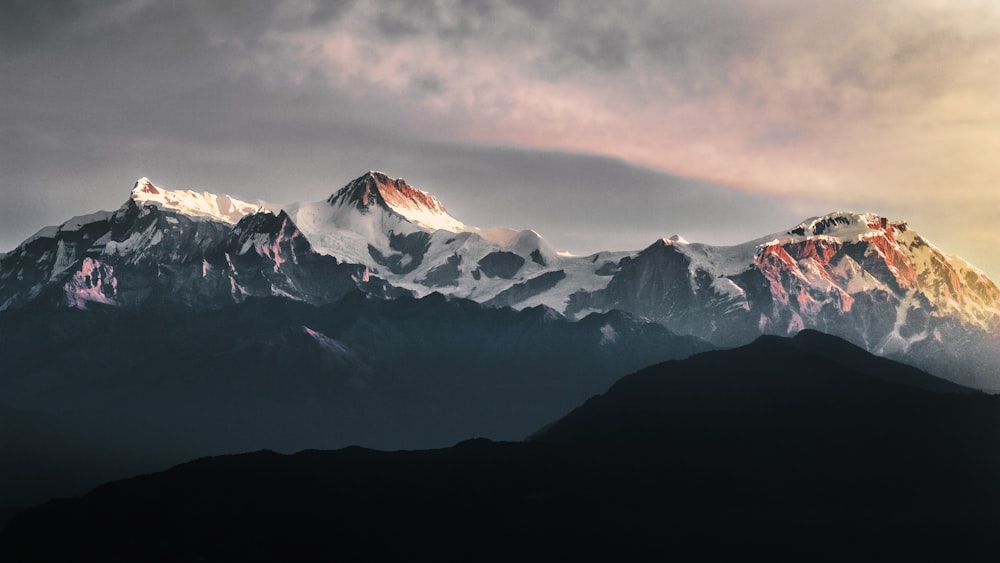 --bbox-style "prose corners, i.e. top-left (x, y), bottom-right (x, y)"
top-left (263, 0), bottom-right (1000, 274)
